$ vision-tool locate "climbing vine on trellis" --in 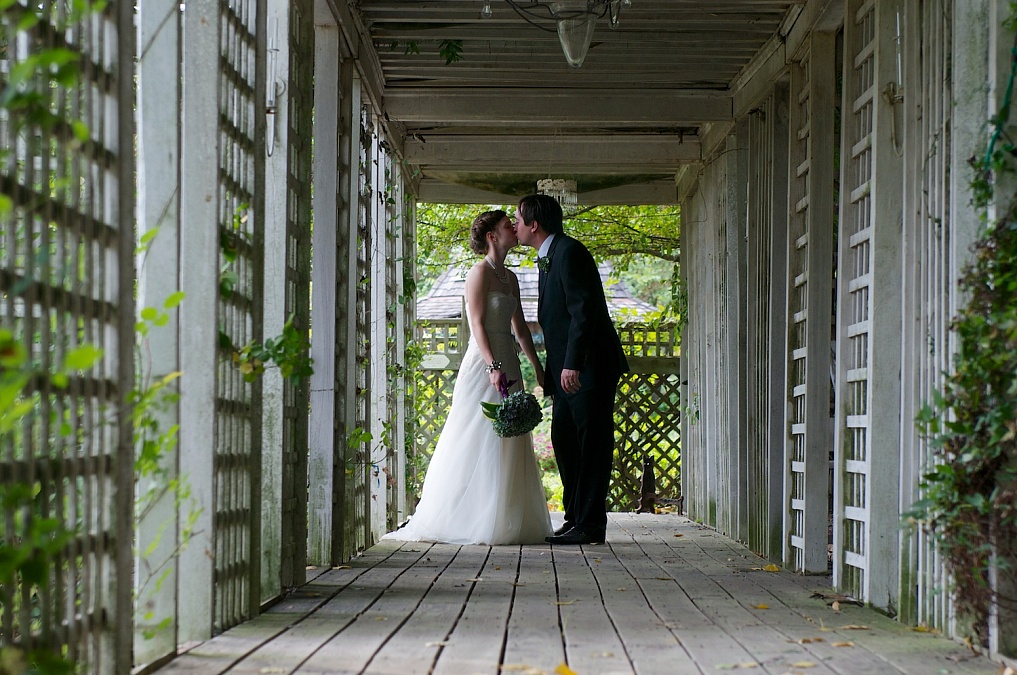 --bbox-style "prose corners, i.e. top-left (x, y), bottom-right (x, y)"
top-left (910, 7), bottom-right (1017, 639)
